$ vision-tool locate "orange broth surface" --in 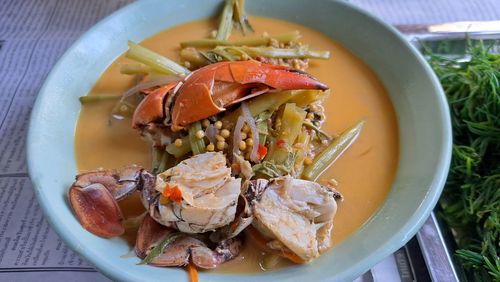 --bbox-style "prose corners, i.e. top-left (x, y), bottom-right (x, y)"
top-left (74, 16), bottom-right (399, 273)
